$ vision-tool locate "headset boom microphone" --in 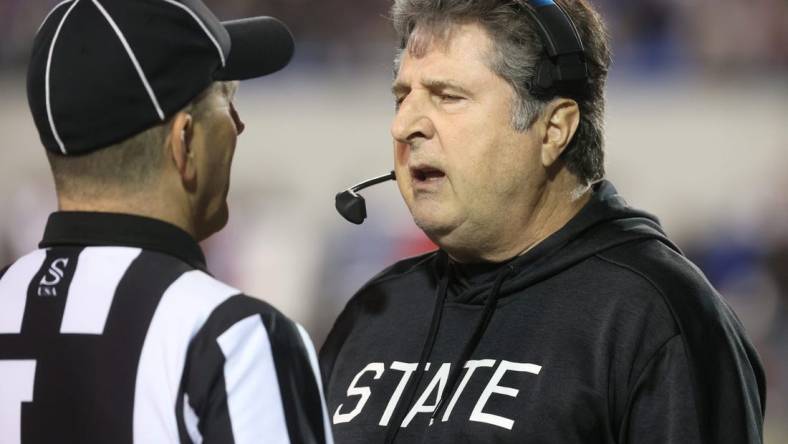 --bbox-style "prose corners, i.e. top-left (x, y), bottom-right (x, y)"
top-left (335, 171), bottom-right (396, 224)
